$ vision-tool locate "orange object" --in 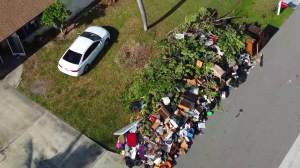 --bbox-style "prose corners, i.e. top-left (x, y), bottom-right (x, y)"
top-left (196, 60), bottom-right (203, 68)
top-left (160, 161), bottom-right (172, 168)
top-left (246, 38), bottom-right (256, 56)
